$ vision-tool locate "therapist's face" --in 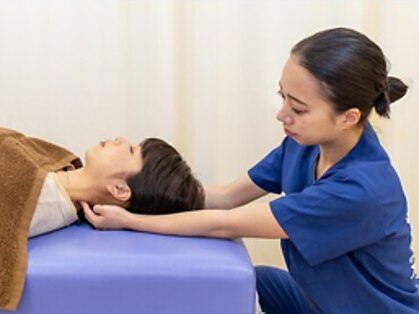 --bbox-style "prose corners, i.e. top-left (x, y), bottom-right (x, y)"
top-left (276, 55), bottom-right (348, 147)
